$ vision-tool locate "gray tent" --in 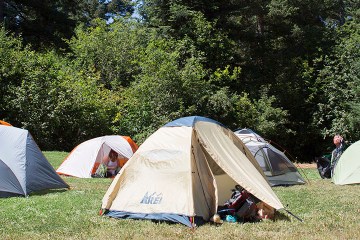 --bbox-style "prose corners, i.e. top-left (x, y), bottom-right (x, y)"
top-left (0, 125), bottom-right (69, 197)
top-left (234, 128), bottom-right (305, 186)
